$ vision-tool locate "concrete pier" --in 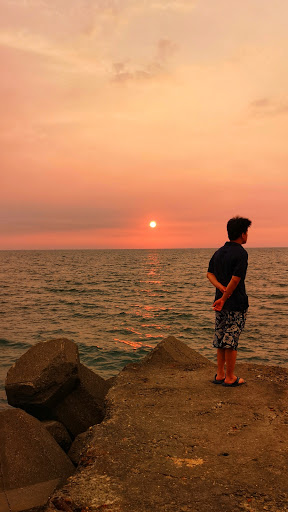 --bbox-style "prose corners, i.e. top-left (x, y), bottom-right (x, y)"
top-left (45, 337), bottom-right (288, 512)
